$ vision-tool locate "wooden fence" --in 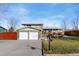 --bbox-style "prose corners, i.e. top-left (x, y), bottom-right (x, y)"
top-left (0, 32), bottom-right (17, 40)
top-left (64, 30), bottom-right (79, 36)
